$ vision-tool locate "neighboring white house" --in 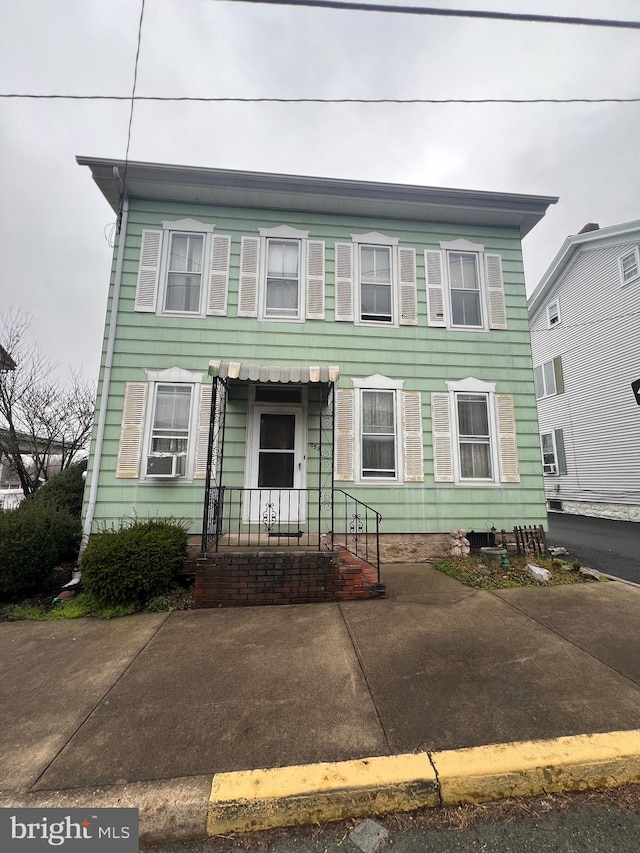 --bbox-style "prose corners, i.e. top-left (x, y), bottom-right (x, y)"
top-left (528, 220), bottom-right (640, 522)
